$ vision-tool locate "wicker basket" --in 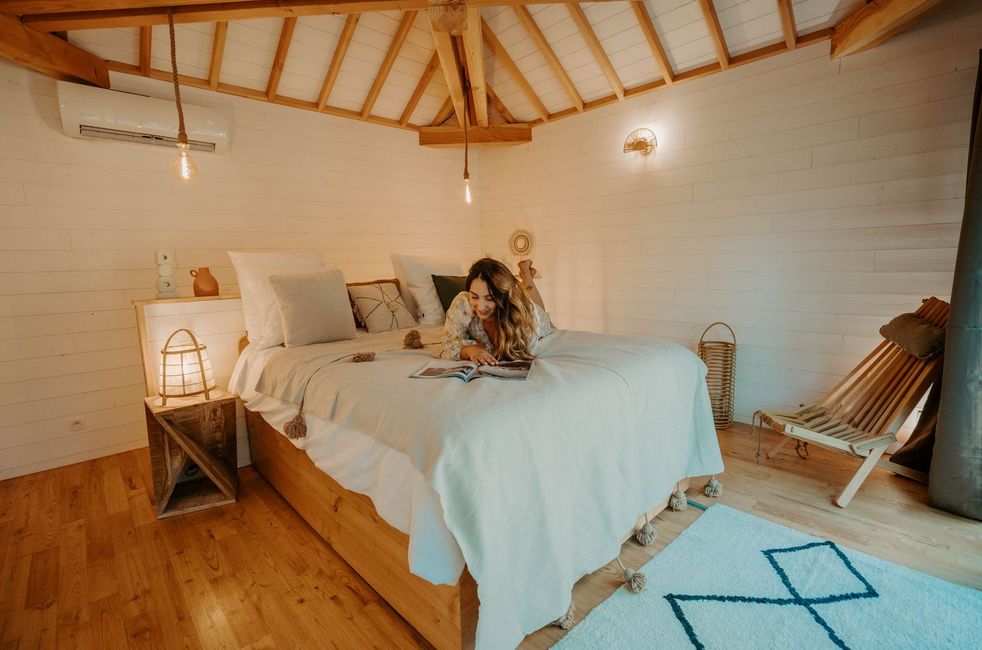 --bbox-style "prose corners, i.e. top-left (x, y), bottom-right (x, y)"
top-left (698, 322), bottom-right (736, 429)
